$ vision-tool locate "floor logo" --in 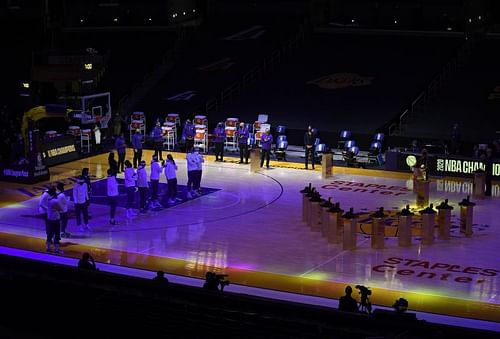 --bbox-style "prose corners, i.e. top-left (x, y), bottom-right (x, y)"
top-left (307, 73), bottom-right (374, 90)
